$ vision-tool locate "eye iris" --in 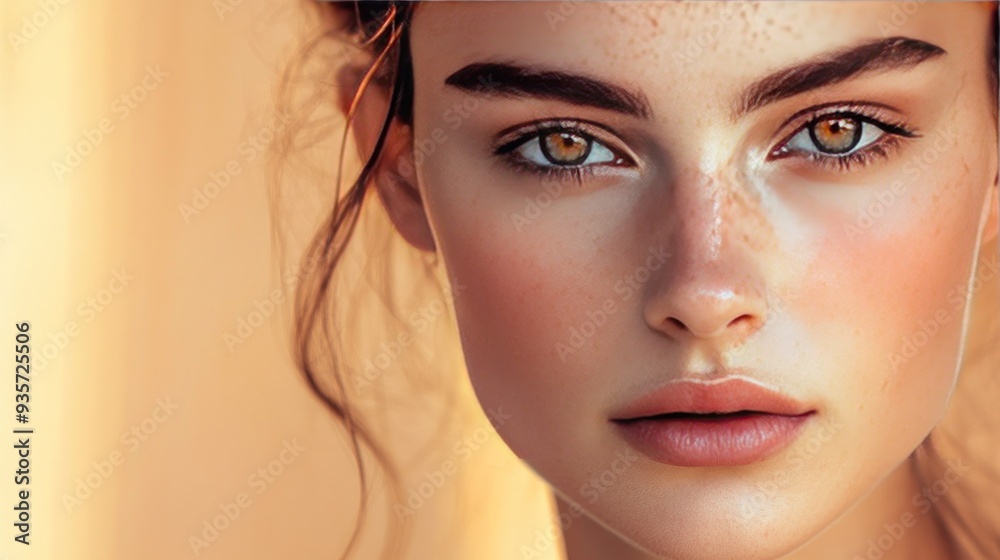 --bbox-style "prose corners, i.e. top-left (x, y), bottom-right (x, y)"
top-left (541, 132), bottom-right (591, 164)
top-left (809, 117), bottom-right (861, 154)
